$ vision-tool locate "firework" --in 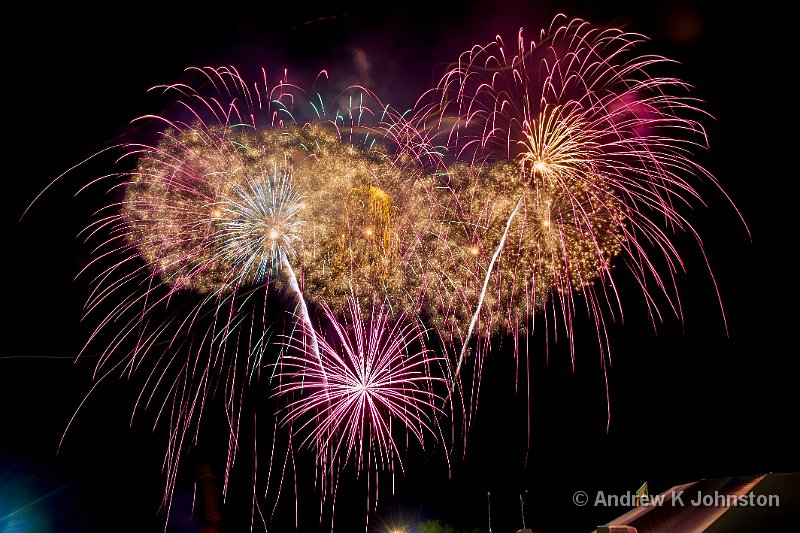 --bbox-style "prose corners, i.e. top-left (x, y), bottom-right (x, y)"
top-left (410, 16), bottom-right (741, 429)
top-left (218, 166), bottom-right (305, 284)
top-left (56, 65), bottom-right (449, 527)
top-left (127, 111), bottom-right (438, 314)
top-left (276, 296), bottom-right (444, 525)
top-left (38, 13), bottom-right (742, 529)
top-left (267, 124), bottom-right (436, 318)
